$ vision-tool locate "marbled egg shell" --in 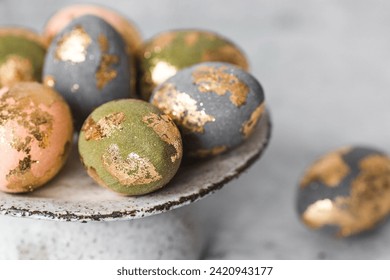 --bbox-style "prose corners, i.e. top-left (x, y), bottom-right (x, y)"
top-left (43, 15), bottom-right (132, 128)
top-left (0, 28), bottom-right (46, 88)
top-left (150, 62), bottom-right (265, 158)
top-left (0, 82), bottom-right (73, 193)
top-left (78, 99), bottom-right (182, 196)
top-left (139, 29), bottom-right (249, 100)
top-left (297, 146), bottom-right (390, 237)
top-left (43, 4), bottom-right (141, 95)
